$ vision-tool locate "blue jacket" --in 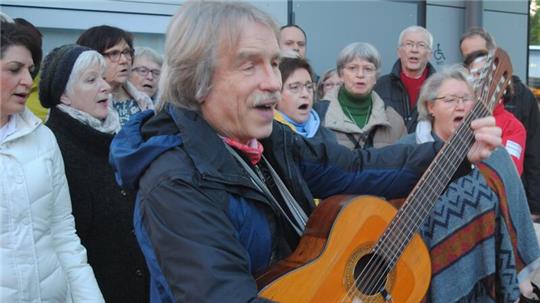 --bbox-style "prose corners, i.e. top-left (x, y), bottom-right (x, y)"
top-left (109, 106), bottom-right (448, 303)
